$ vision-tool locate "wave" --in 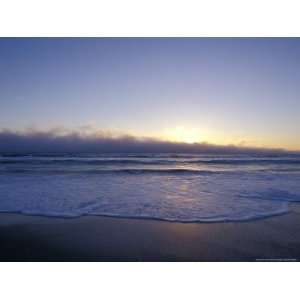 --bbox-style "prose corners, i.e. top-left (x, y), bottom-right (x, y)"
top-left (1, 158), bottom-right (300, 166)
top-left (0, 207), bottom-right (290, 223)
top-left (0, 158), bottom-right (175, 165)
top-left (192, 159), bottom-right (300, 165)
top-left (0, 168), bottom-right (221, 175)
